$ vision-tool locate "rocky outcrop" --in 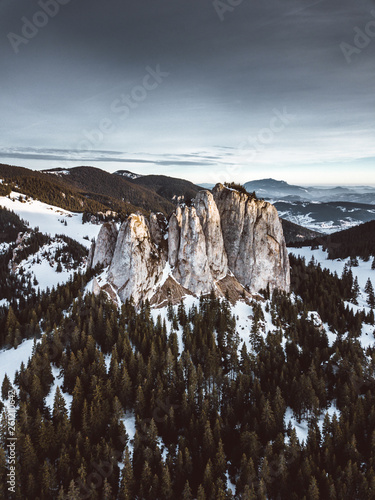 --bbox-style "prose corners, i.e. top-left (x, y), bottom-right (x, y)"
top-left (107, 214), bottom-right (166, 304)
top-left (89, 184), bottom-right (290, 305)
top-left (195, 190), bottom-right (228, 280)
top-left (170, 205), bottom-right (212, 295)
top-left (89, 222), bottom-right (118, 269)
top-left (212, 184), bottom-right (290, 293)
